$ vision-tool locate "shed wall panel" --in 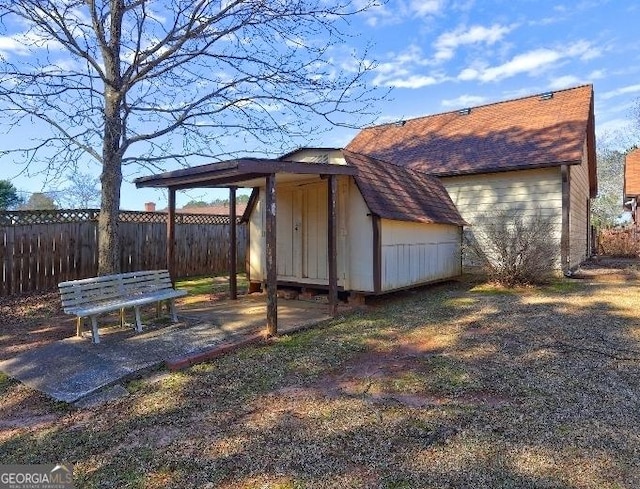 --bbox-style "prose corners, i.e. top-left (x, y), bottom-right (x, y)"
top-left (380, 220), bottom-right (461, 291)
